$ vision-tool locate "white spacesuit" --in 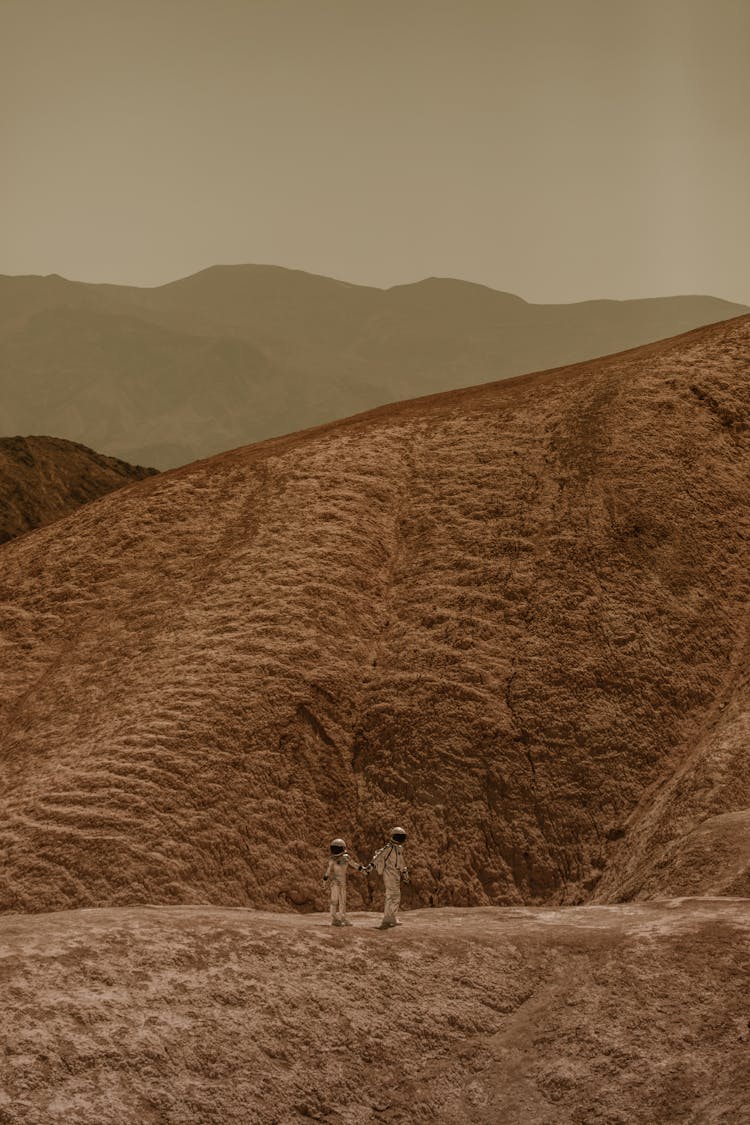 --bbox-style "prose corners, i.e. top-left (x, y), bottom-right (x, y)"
top-left (368, 827), bottom-right (409, 929)
top-left (323, 838), bottom-right (364, 926)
